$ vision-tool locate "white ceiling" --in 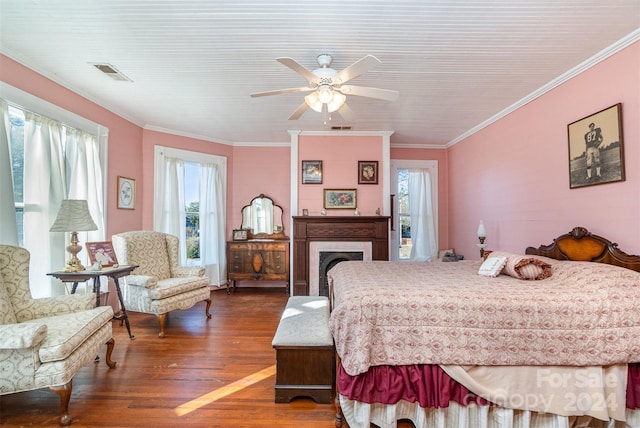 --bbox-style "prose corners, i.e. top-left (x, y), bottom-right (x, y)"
top-left (1, 1), bottom-right (638, 147)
